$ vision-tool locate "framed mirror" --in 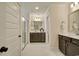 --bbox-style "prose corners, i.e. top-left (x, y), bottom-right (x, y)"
top-left (69, 9), bottom-right (79, 34)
